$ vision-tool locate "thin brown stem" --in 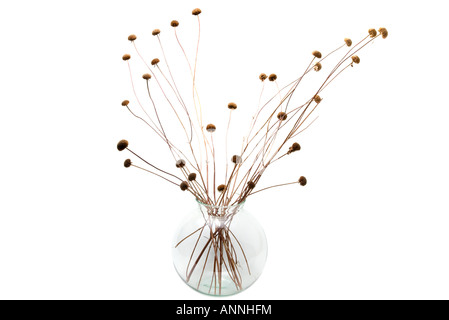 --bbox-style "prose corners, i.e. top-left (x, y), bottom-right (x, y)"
top-left (126, 148), bottom-right (182, 182)
top-left (175, 226), bottom-right (203, 248)
top-left (130, 164), bottom-right (179, 186)
top-left (248, 181), bottom-right (298, 197)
